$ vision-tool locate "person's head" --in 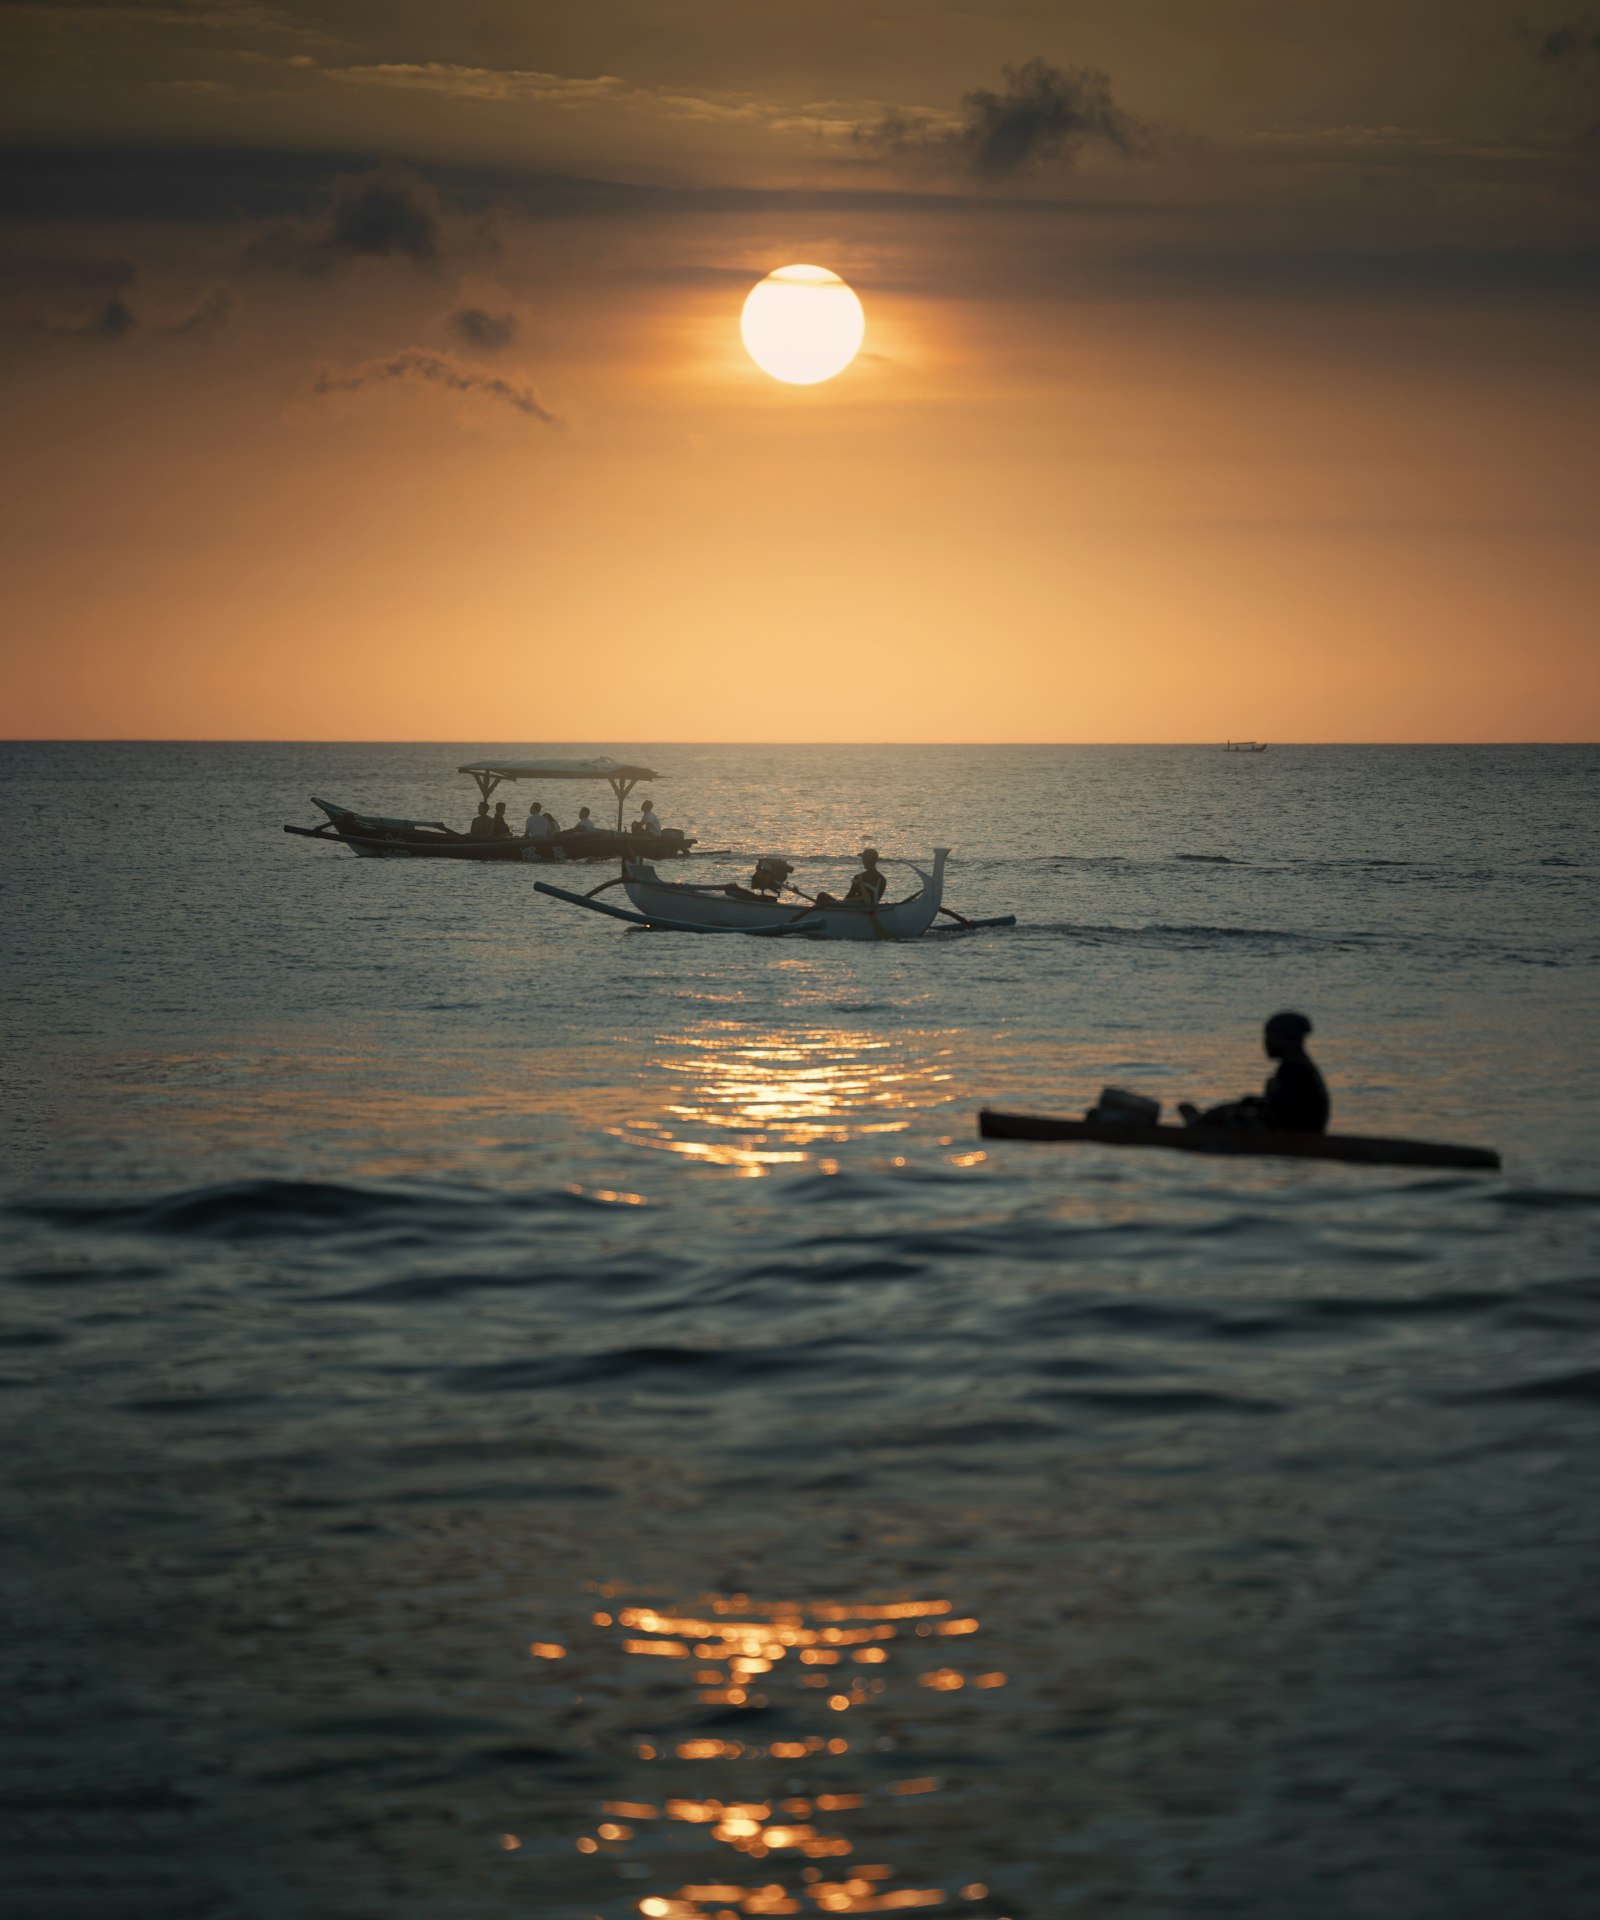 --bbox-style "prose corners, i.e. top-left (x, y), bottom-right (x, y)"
top-left (1264, 1010), bottom-right (1312, 1059)
top-left (861, 846), bottom-right (880, 867)
top-left (493, 800), bottom-right (506, 814)
top-left (578, 806), bottom-right (590, 820)
top-left (527, 799), bottom-right (541, 814)
top-left (476, 800), bottom-right (489, 816)
top-left (643, 798), bottom-right (656, 812)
